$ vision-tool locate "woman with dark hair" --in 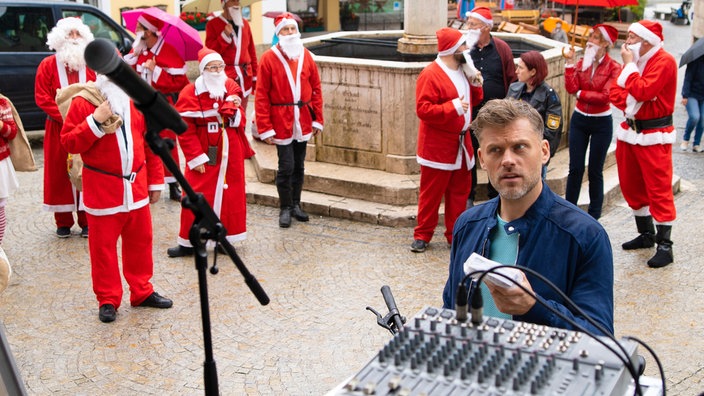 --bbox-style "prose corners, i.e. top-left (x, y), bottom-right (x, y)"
top-left (563, 24), bottom-right (621, 219)
top-left (506, 51), bottom-right (563, 169)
